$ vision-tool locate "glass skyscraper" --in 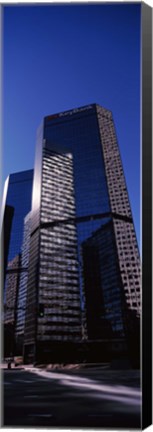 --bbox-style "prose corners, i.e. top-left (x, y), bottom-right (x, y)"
top-left (24, 104), bottom-right (140, 363)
